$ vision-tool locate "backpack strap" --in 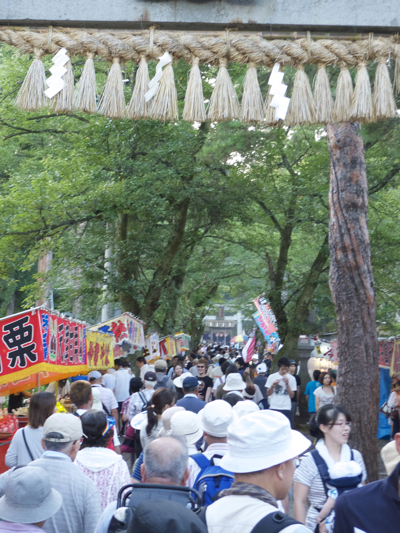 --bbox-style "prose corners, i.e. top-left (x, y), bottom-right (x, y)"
top-left (250, 511), bottom-right (302, 533)
top-left (138, 391), bottom-right (148, 409)
top-left (22, 428), bottom-right (34, 462)
top-left (310, 450), bottom-right (330, 497)
top-left (190, 453), bottom-right (211, 469)
top-left (162, 376), bottom-right (169, 385)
